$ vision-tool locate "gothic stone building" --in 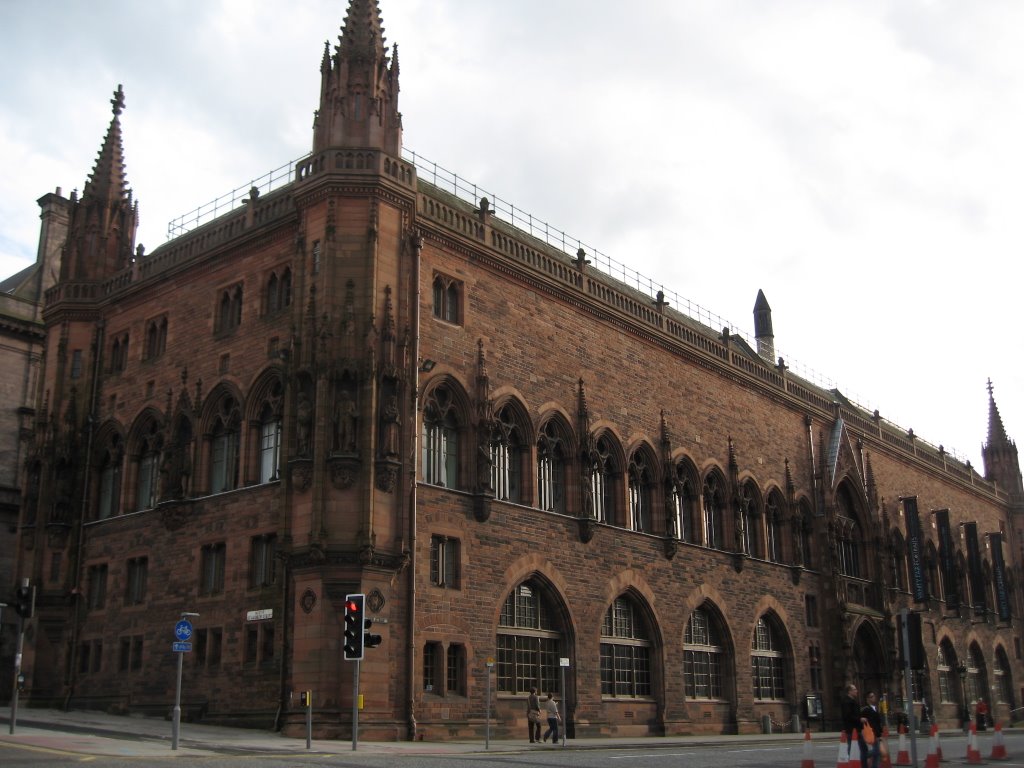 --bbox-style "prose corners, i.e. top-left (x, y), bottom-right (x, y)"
top-left (9, 0), bottom-right (1024, 739)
